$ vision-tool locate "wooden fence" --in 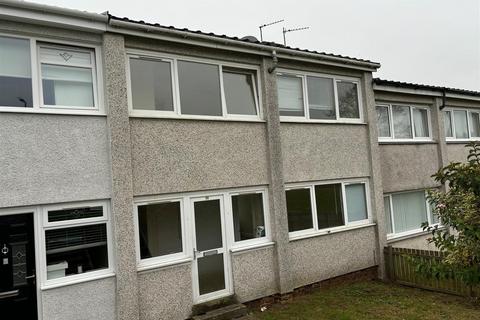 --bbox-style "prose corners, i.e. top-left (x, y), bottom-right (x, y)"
top-left (384, 246), bottom-right (478, 297)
